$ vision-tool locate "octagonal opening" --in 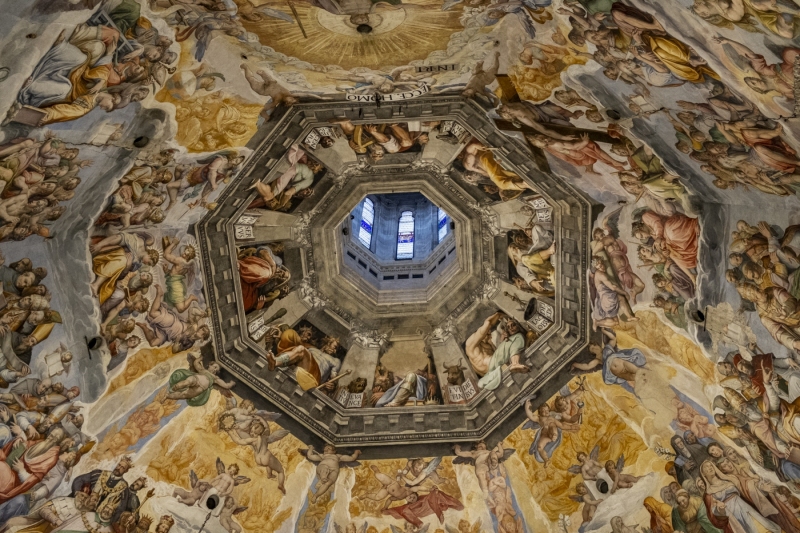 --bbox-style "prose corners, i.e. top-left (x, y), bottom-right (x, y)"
top-left (198, 101), bottom-right (589, 451)
top-left (342, 192), bottom-right (457, 292)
